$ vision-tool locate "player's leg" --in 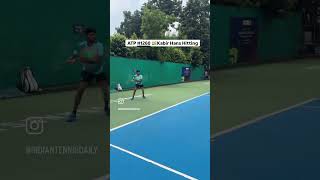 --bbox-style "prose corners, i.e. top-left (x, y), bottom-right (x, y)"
top-left (67, 81), bottom-right (89, 122)
top-left (73, 81), bottom-right (89, 112)
top-left (98, 80), bottom-right (109, 115)
top-left (67, 71), bottom-right (91, 122)
top-left (131, 85), bottom-right (137, 100)
top-left (96, 73), bottom-right (109, 115)
top-left (141, 85), bottom-right (145, 98)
